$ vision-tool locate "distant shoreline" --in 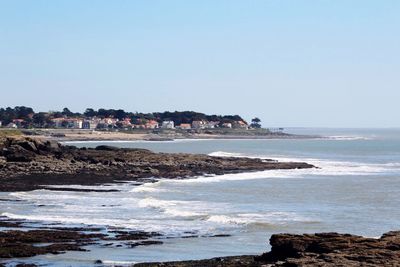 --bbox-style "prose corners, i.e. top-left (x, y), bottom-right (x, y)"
top-left (16, 128), bottom-right (322, 142)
